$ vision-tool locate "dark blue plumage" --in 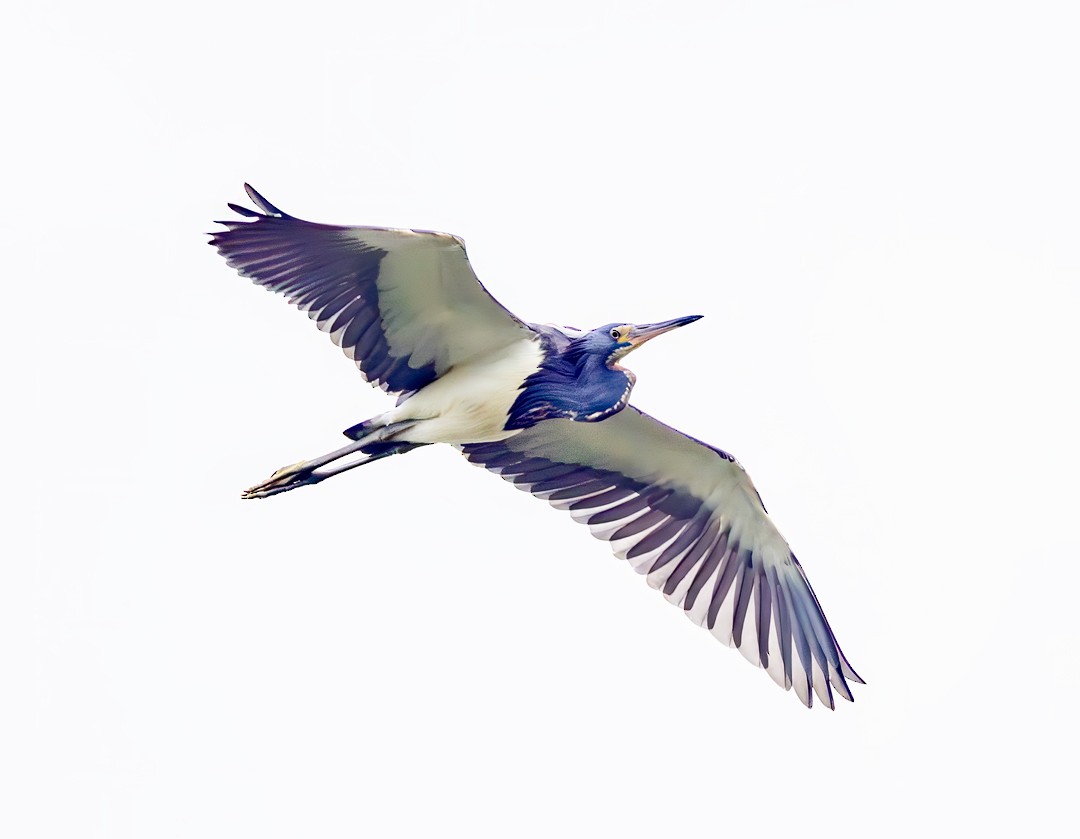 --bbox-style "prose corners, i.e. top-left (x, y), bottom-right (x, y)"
top-left (506, 325), bottom-right (635, 429)
top-left (506, 317), bottom-right (702, 430)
